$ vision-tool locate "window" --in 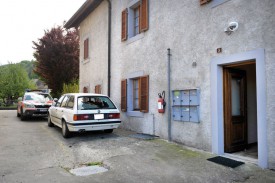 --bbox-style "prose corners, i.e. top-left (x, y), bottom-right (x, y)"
top-left (55, 96), bottom-right (65, 107)
top-left (133, 78), bottom-right (139, 110)
top-left (83, 87), bottom-right (88, 93)
top-left (121, 75), bottom-right (149, 113)
top-left (95, 85), bottom-right (101, 94)
top-left (121, 0), bottom-right (149, 41)
top-left (61, 95), bottom-right (70, 108)
top-left (67, 96), bottom-right (74, 108)
top-left (84, 38), bottom-right (89, 59)
top-left (77, 96), bottom-right (116, 110)
top-left (134, 6), bottom-right (140, 36)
